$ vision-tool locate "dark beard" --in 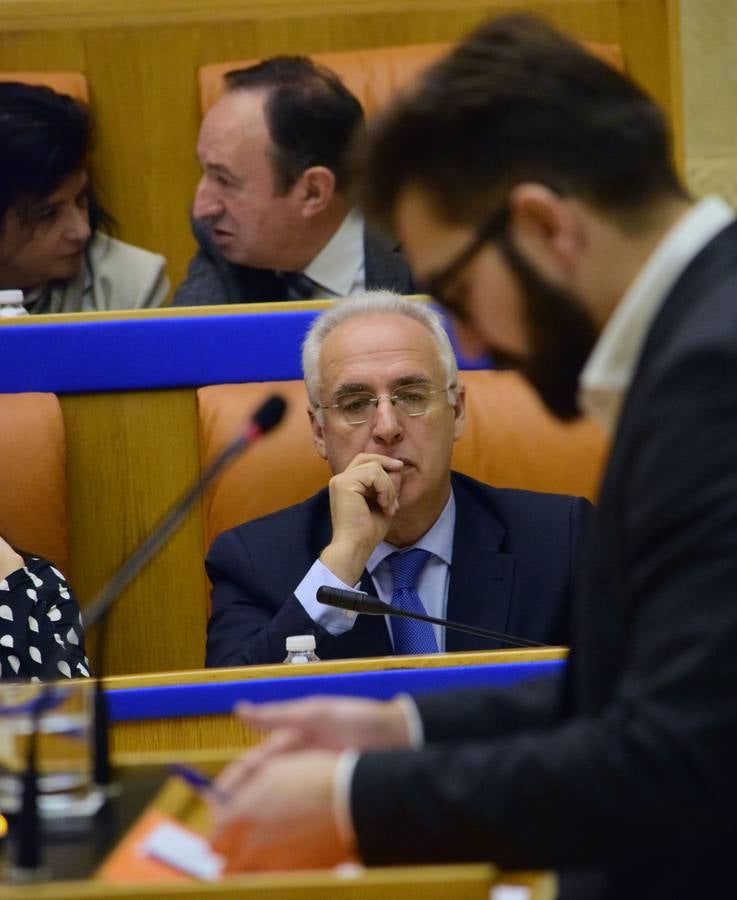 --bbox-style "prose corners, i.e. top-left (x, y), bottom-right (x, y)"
top-left (492, 235), bottom-right (600, 421)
